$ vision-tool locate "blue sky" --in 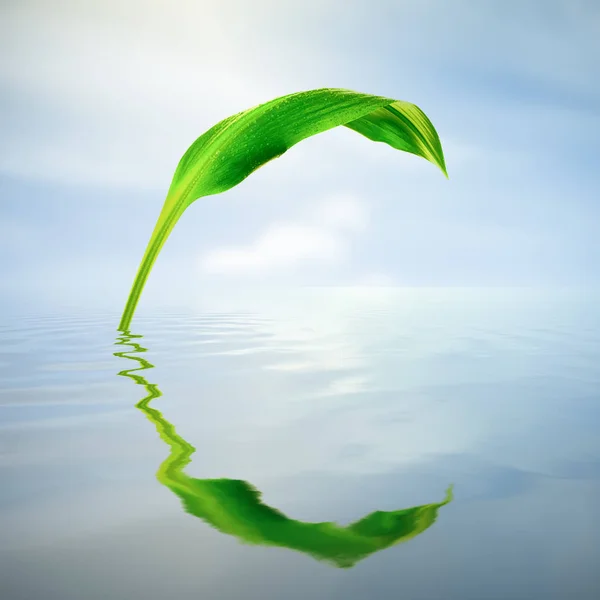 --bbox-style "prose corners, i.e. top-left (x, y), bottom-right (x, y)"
top-left (1, 0), bottom-right (599, 312)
